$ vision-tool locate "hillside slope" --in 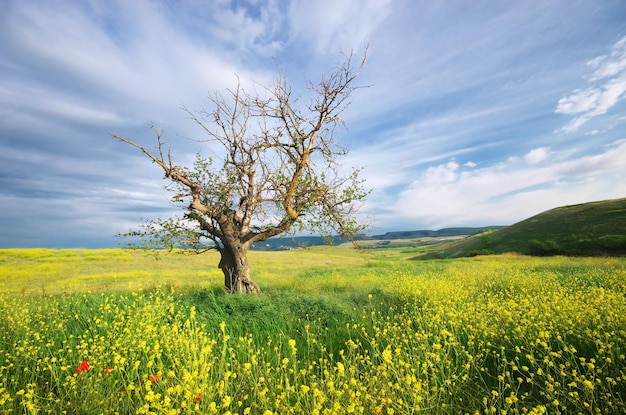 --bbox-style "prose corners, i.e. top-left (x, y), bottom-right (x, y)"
top-left (420, 197), bottom-right (626, 258)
